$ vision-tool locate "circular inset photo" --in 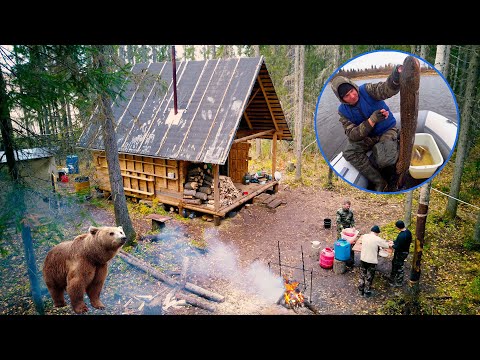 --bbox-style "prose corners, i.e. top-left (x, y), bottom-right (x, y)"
top-left (314, 50), bottom-right (459, 194)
